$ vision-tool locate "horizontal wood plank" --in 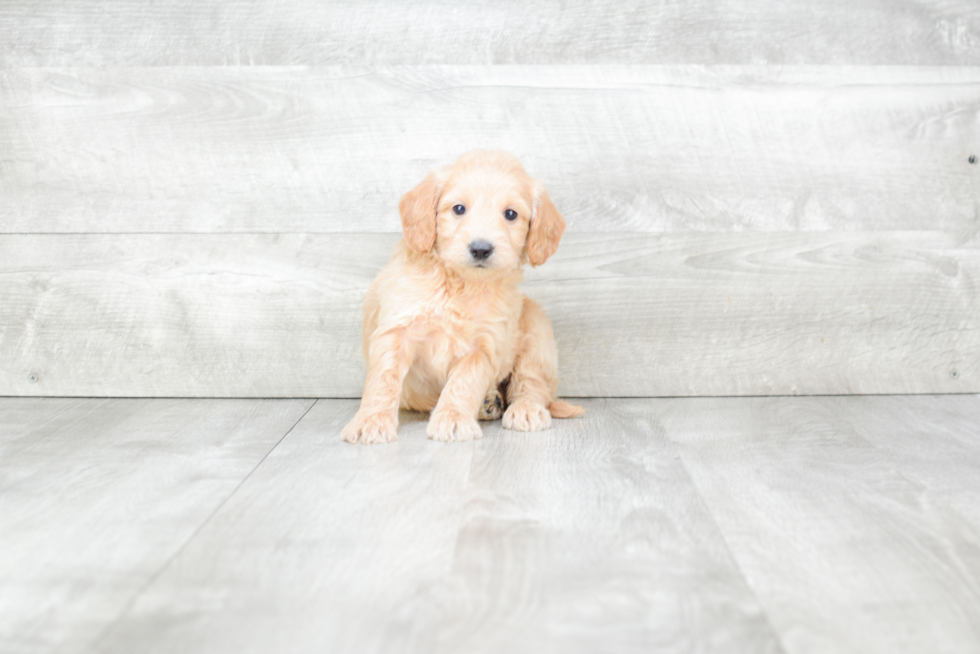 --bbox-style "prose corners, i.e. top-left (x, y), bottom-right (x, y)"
top-left (1, 231), bottom-right (975, 397)
top-left (2, 66), bottom-right (978, 234)
top-left (2, 1), bottom-right (978, 66)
